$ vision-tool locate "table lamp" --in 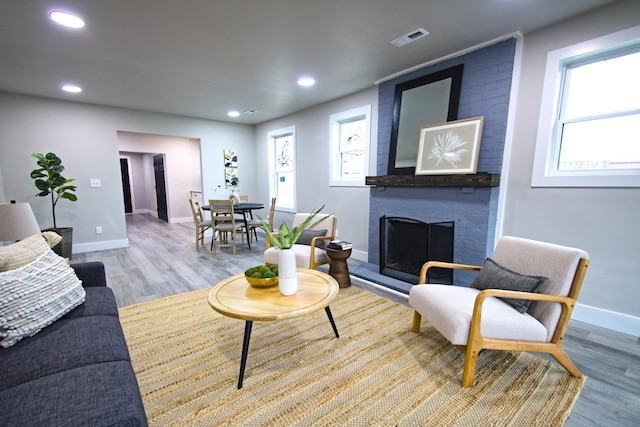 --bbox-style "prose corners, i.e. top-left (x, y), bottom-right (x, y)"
top-left (0, 202), bottom-right (41, 243)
